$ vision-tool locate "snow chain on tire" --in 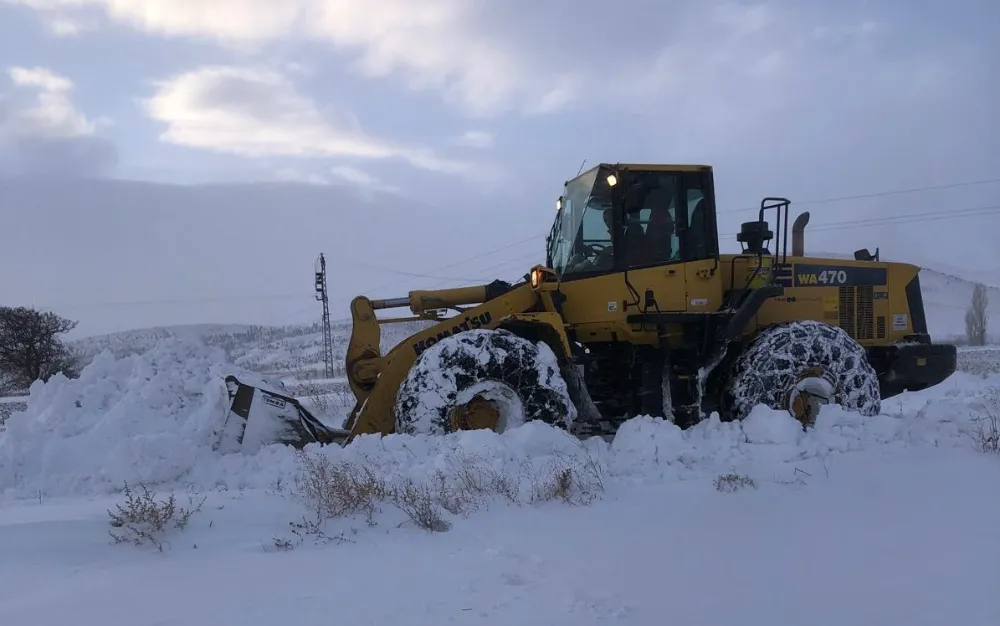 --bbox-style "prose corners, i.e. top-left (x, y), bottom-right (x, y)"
top-left (722, 320), bottom-right (881, 422)
top-left (395, 328), bottom-right (577, 435)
